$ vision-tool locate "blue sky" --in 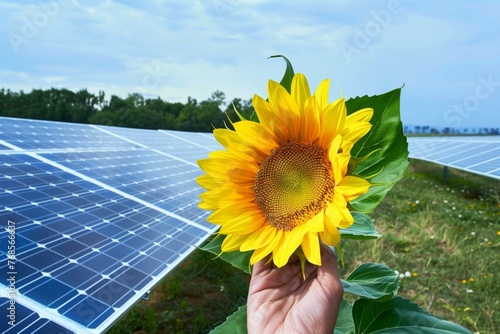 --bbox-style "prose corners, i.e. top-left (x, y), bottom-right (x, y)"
top-left (1, 0), bottom-right (499, 128)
